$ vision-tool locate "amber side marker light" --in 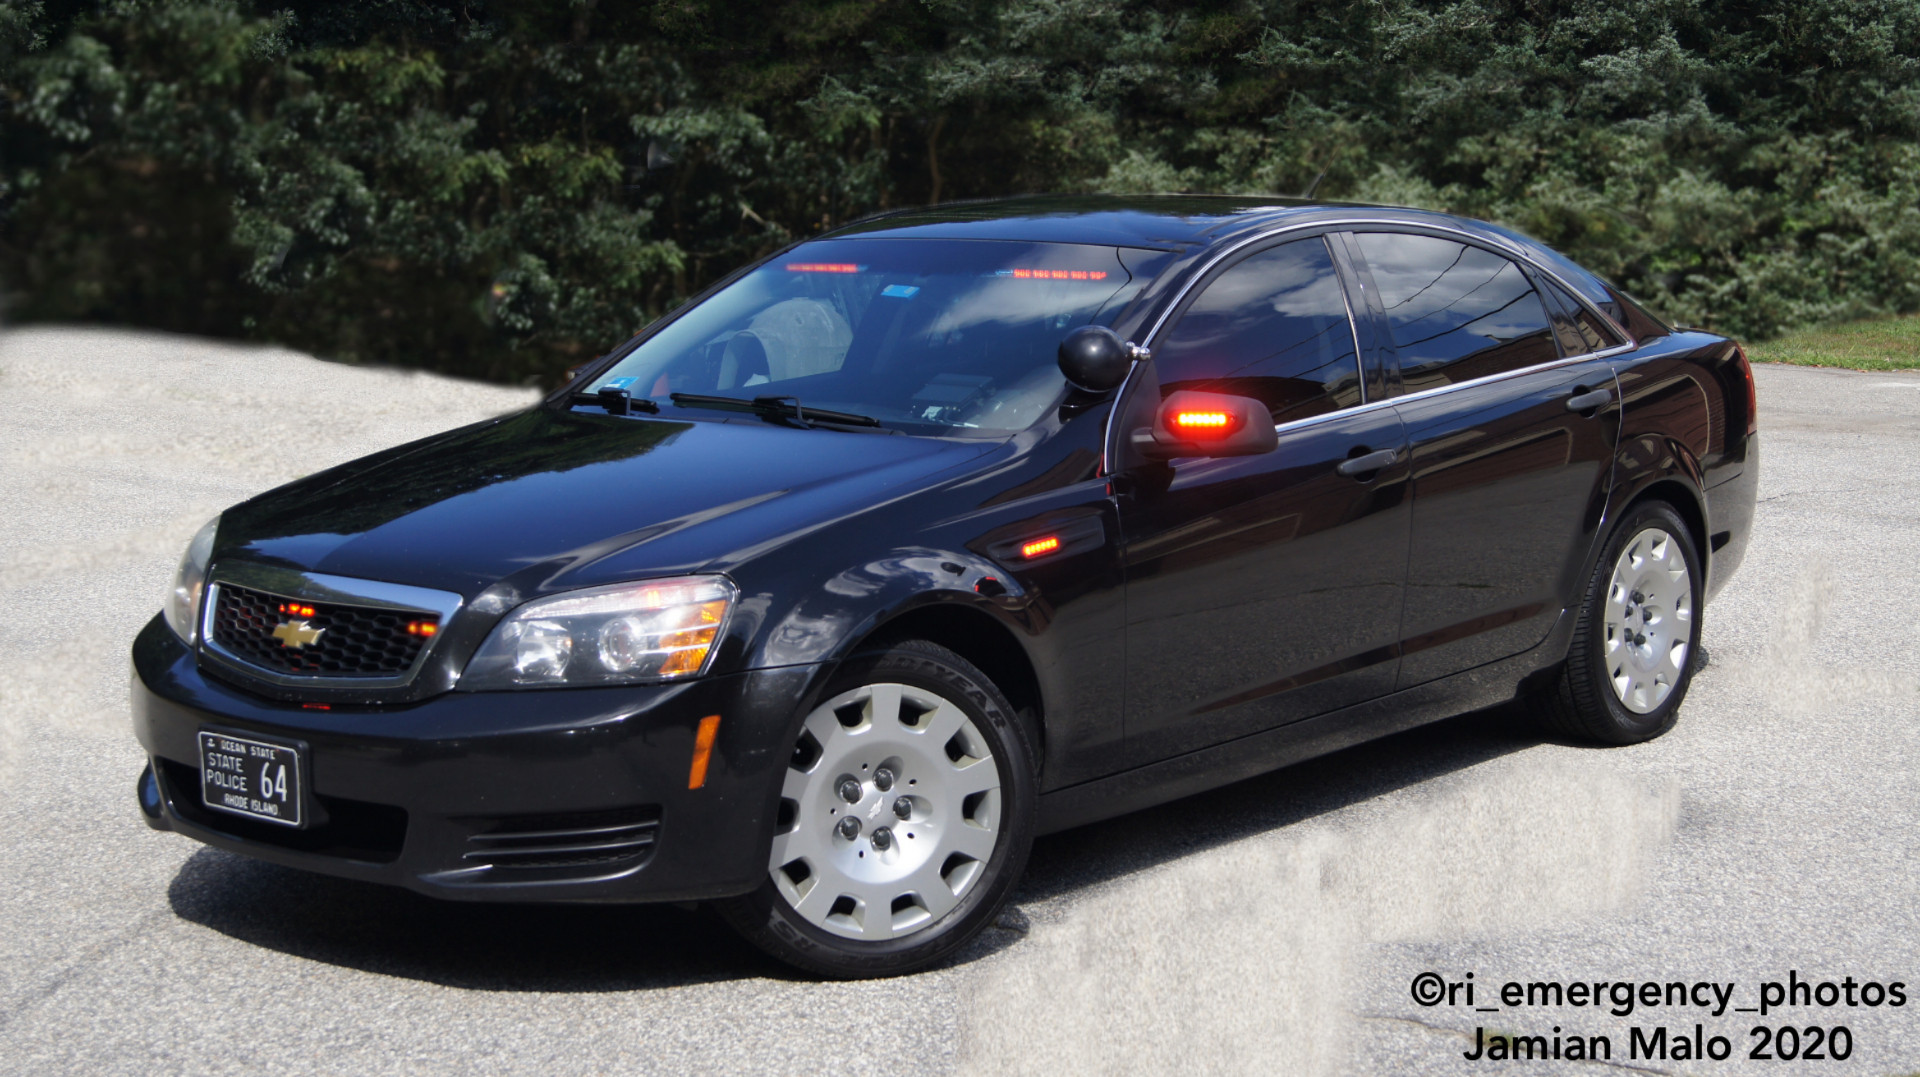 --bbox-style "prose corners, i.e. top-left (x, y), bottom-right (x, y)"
top-left (1020, 536), bottom-right (1062, 559)
top-left (688, 714), bottom-right (722, 790)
